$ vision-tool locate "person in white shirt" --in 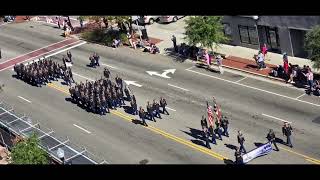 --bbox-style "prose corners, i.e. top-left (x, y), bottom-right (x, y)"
top-left (216, 55), bottom-right (223, 74)
top-left (256, 51), bottom-right (265, 70)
